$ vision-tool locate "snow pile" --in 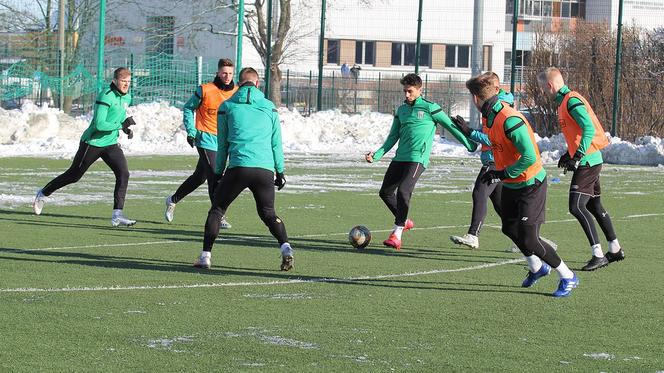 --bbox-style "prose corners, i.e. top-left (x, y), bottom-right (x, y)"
top-left (537, 132), bottom-right (664, 166)
top-left (278, 108), bottom-right (472, 157)
top-left (1, 101), bottom-right (663, 166)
